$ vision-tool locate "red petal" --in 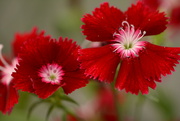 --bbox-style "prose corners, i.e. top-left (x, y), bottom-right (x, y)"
top-left (79, 45), bottom-right (120, 83)
top-left (57, 37), bottom-right (80, 71)
top-left (62, 70), bottom-right (88, 94)
top-left (125, 1), bottom-right (168, 36)
top-left (33, 79), bottom-right (60, 99)
top-left (0, 82), bottom-right (19, 114)
top-left (115, 42), bottom-right (180, 94)
top-left (12, 64), bottom-right (36, 93)
top-left (12, 27), bottom-right (49, 57)
top-left (82, 2), bottom-right (125, 42)
top-left (141, 42), bottom-right (180, 78)
top-left (115, 57), bottom-right (156, 95)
